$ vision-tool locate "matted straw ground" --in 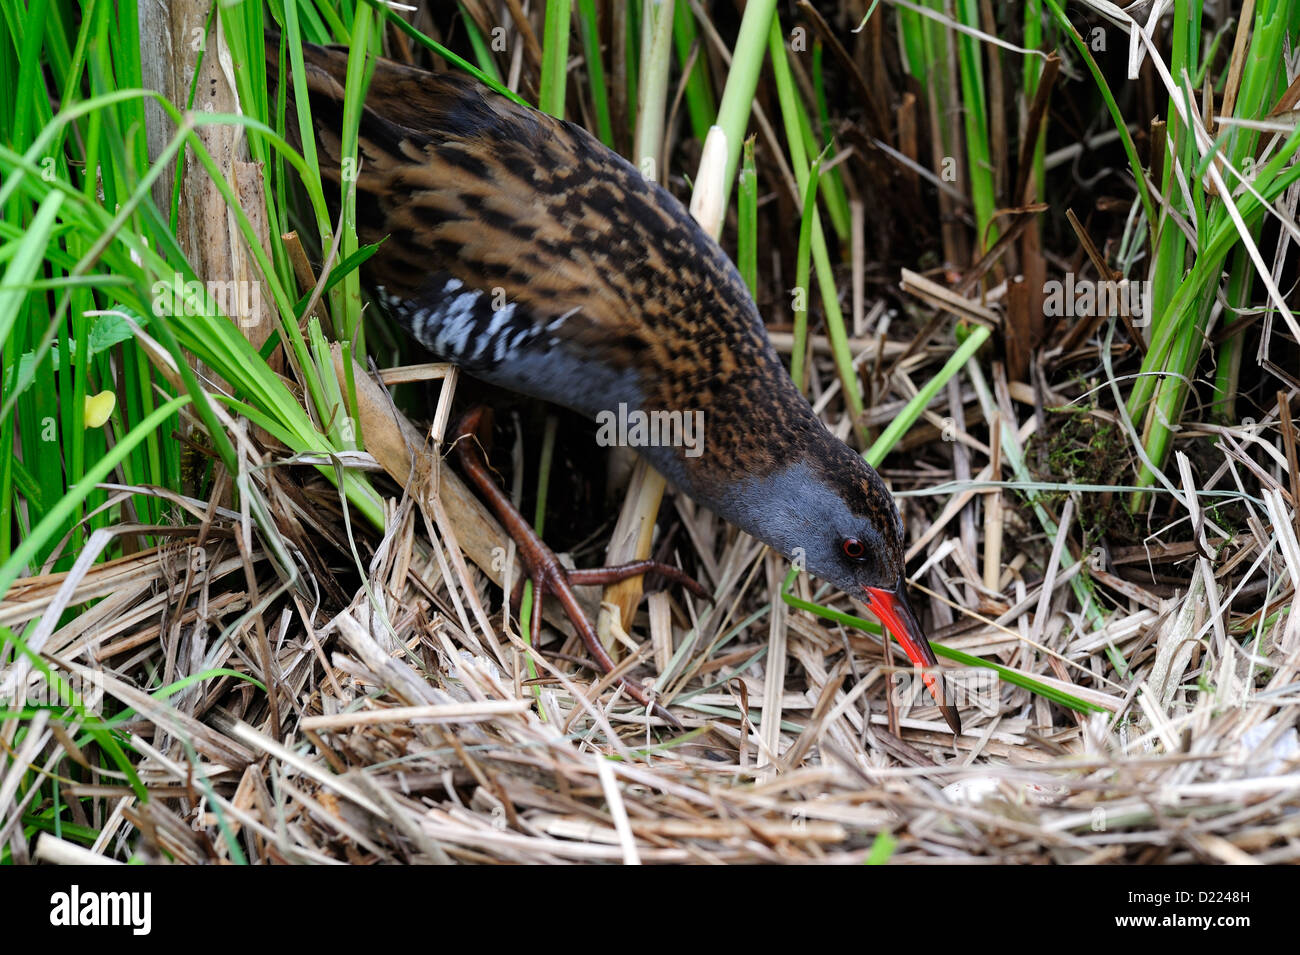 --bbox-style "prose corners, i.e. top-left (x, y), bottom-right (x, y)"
top-left (6, 291), bottom-right (1298, 864)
